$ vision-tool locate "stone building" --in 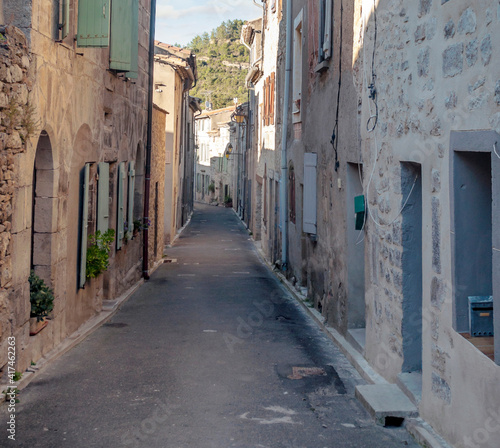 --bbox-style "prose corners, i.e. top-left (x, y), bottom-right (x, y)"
top-left (242, 6), bottom-right (283, 264)
top-left (194, 106), bottom-right (234, 205)
top-left (0, 0), bottom-right (151, 375)
top-left (153, 42), bottom-right (198, 244)
top-left (246, 1), bottom-right (500, 447)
